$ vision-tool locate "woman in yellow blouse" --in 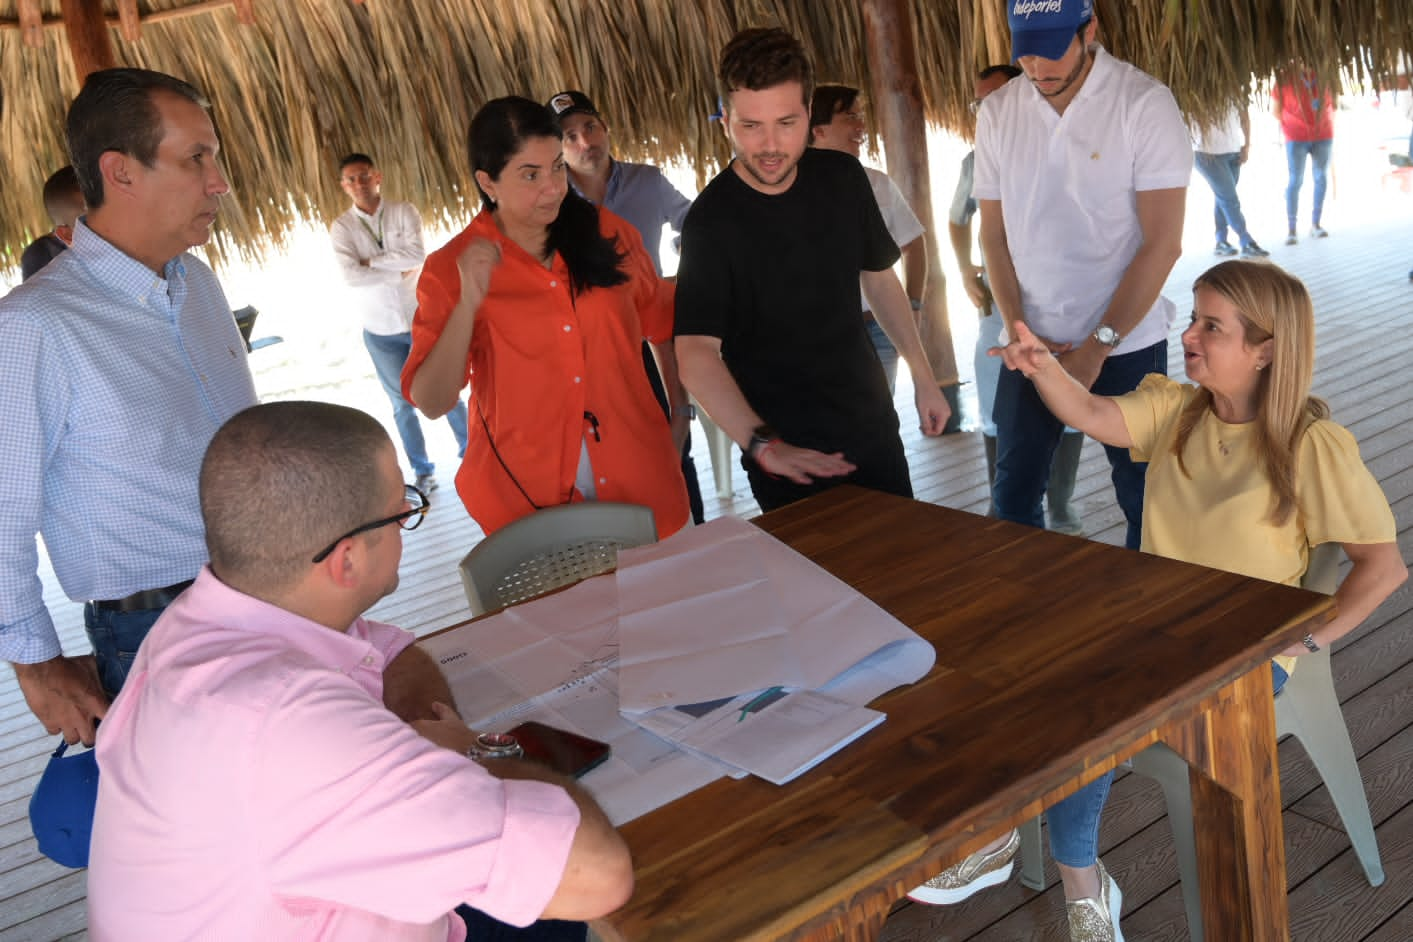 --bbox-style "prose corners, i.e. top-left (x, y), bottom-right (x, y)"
top-left (1000, 259), bottom-right (1404, 683)
top-left (945, 259), bottom-right (1407, 940)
